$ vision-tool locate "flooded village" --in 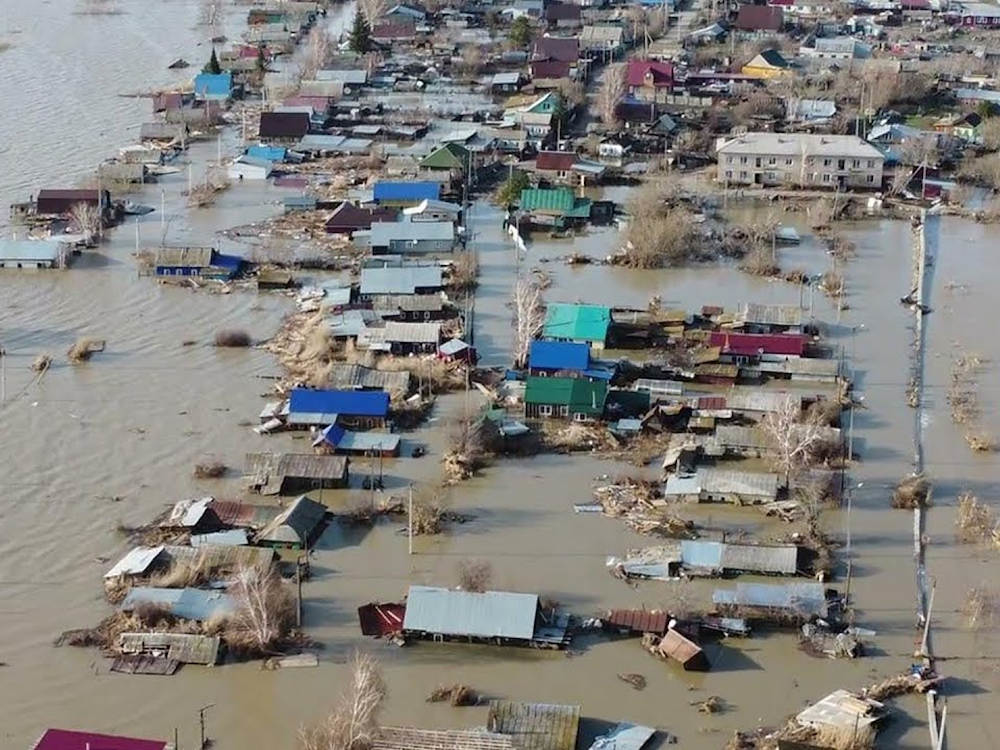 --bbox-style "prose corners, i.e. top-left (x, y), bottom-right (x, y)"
top-left (3, 0), bottom-right (1000, 749)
